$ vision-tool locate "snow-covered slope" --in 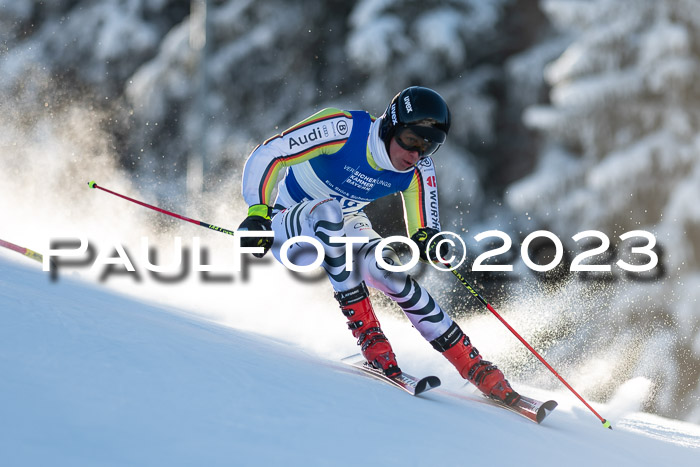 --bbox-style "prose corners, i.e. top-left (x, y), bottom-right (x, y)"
top-left (1, 256), bottom-right (699, 467)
